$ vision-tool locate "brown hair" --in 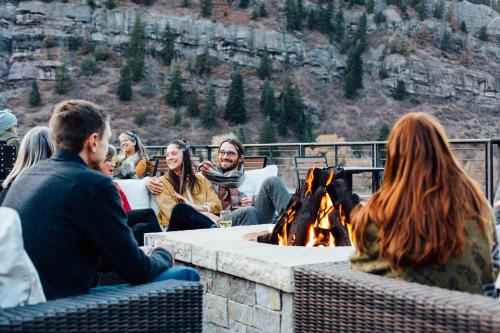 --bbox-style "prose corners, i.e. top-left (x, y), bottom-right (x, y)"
top-left (219, 138), bottom-right (245, 157)
top-left (49, 100), bottom-right (108, 154)
top-left (166, 139), bottom-right (199, 195)
top-left (352, 112), bottom-right (492, 269)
